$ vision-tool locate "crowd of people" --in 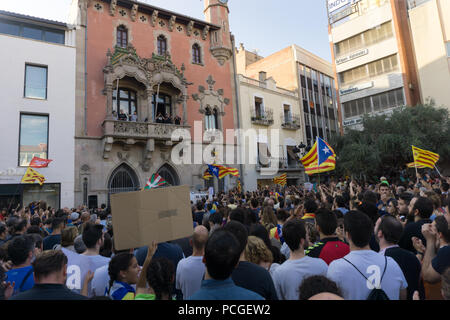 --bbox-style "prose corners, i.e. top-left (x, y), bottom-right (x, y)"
top-left (111, 109), bottom-right (182, 125)
top-left (0, 171), bottom-right (449, 300)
